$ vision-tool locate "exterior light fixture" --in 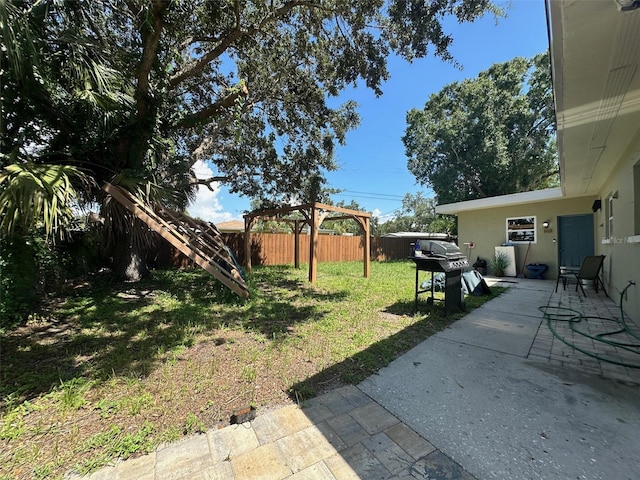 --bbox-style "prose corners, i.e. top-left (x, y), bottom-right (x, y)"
top-left (592, 199), bottom-right (602, 212)
top-left (542, 221), bottom-right (550, 228)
